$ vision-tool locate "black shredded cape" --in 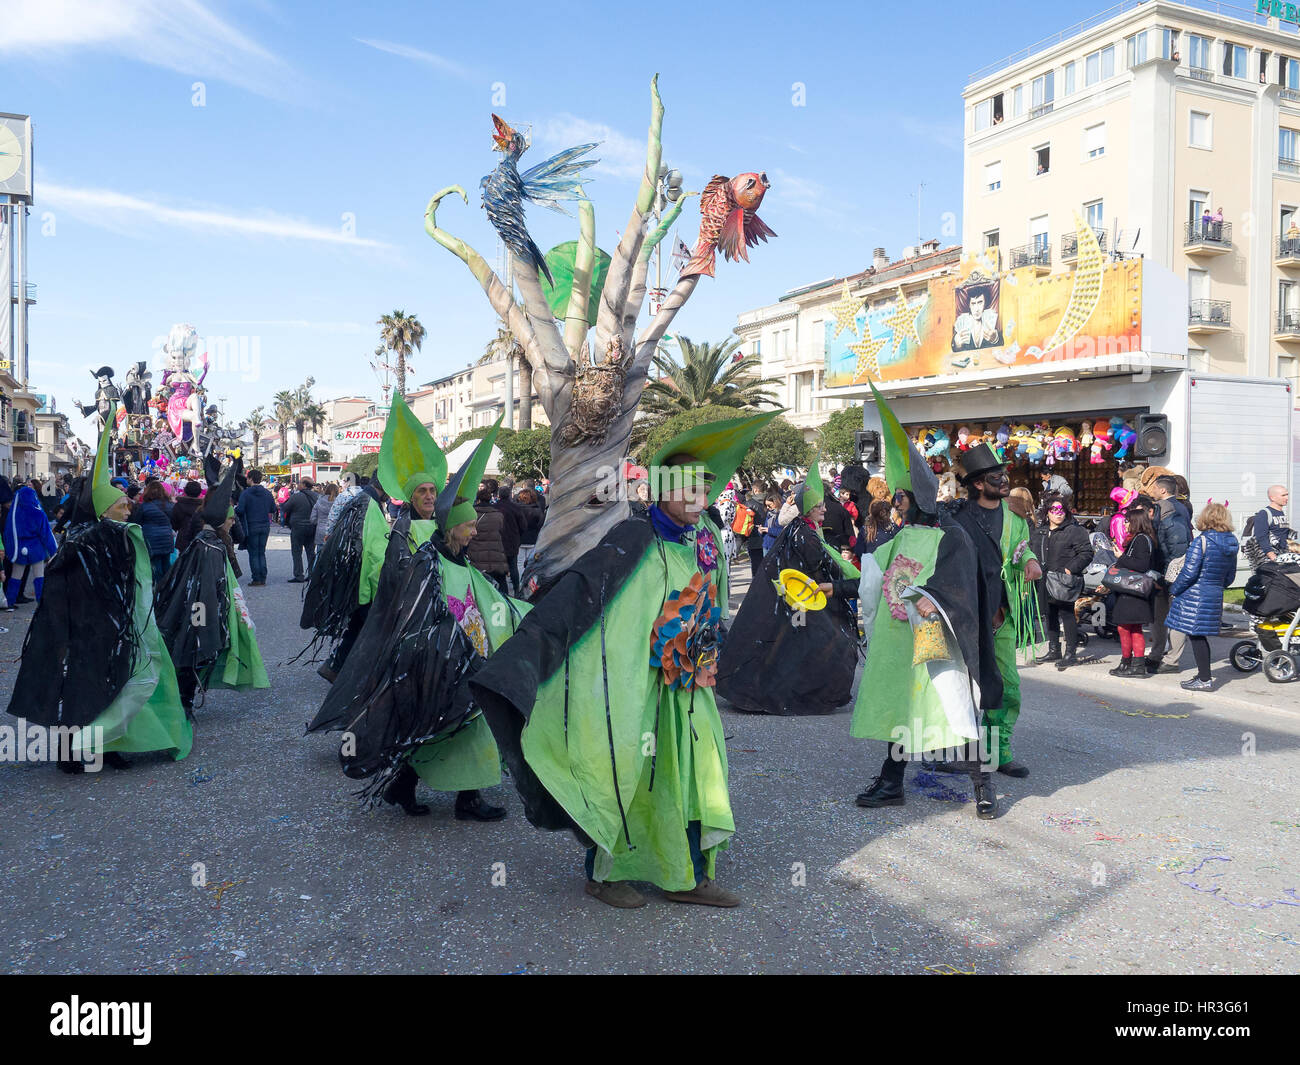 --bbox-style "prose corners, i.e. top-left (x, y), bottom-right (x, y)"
top-left (922, 515), bottom-right (998, 709)
top-left (715, 518), bottom-right (860, 715)
top-left (154, 529), bottom-right (231, 674)
top-left (7, 520), bottom-right (143, 728)
top-left (305, 513), bottom-right (486, 803)
top-left (469, 513), bottom-right (657, 836)
top-left (299, 486), bottom-right (379, 639)
top-left (940, 499), bottom-right (1008, 710)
